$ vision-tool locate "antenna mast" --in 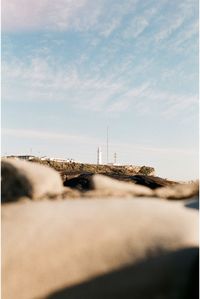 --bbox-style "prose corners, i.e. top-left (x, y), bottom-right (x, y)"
top-left (106, 126), bottom-right (109, 164)
top-left (97, 147), bottom-right (102, 165)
